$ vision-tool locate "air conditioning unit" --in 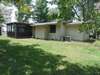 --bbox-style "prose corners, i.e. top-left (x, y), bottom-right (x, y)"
top-left (63, 36), bottom-right (72, 41)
